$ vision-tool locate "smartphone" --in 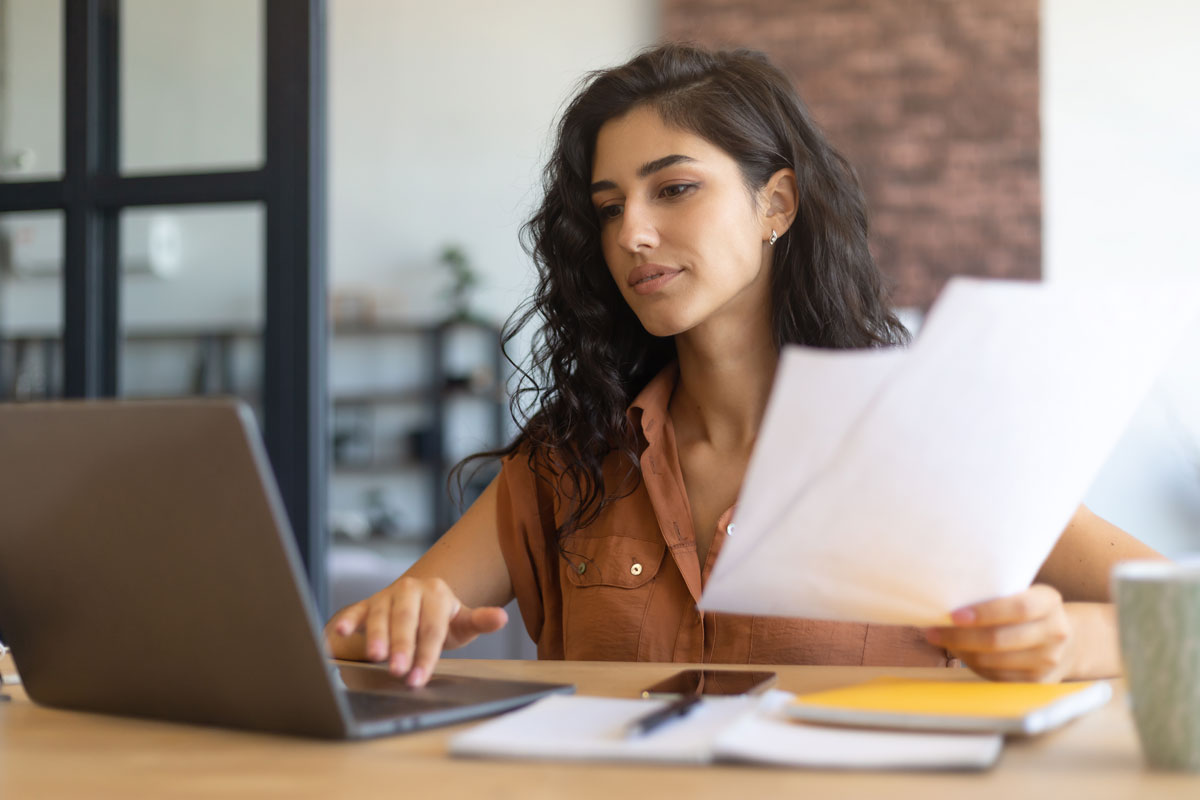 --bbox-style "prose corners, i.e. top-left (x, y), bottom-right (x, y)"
top-left (639, 669), bottom-right (777, 699)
